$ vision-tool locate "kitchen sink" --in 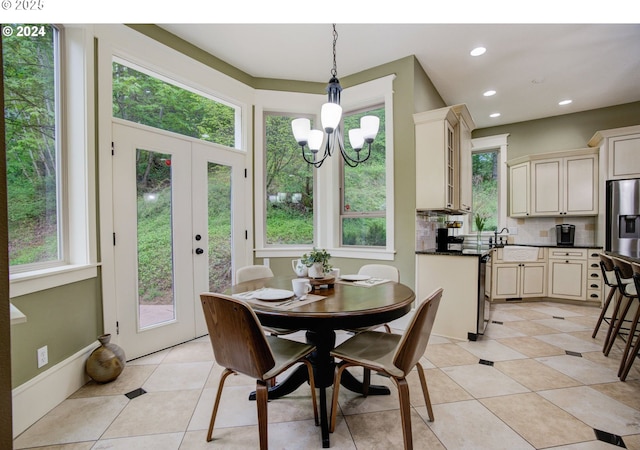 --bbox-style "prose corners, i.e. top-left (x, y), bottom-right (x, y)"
top-left (501, 245), bottom-right (540, 262)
